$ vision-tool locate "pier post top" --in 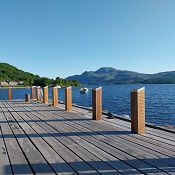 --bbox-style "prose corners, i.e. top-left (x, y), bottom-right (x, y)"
top-left (131, 87), bottom-right (145, 93)
top-left (93, 87), bottom-right (102, 91)
top-left (66, 86), bottom-right (72, 89)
